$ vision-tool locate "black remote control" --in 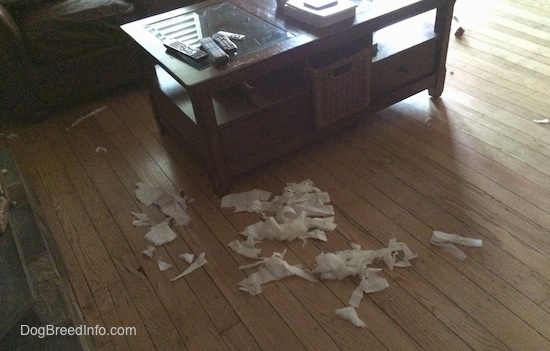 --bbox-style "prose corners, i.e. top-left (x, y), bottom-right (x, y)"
top-left (164, 40), bottom-right (208, 61)
top-left (212, 33), bottom-right (238, 54)
top-left (199, 37), bottom-right (230, 65)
